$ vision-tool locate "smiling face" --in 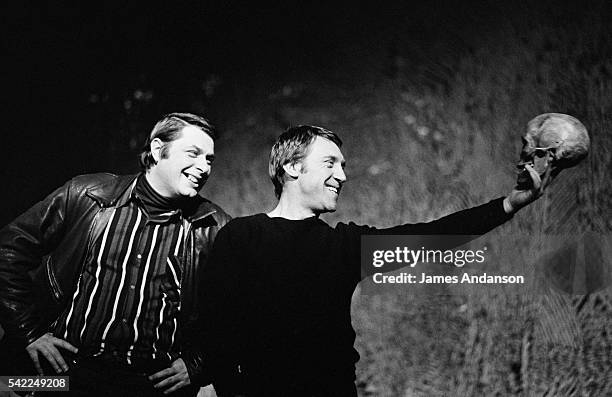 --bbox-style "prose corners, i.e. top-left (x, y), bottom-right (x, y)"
top-left (147, 125), bottom-right (215, 199)
top-left (293, 136), bottom-right (347, 215)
